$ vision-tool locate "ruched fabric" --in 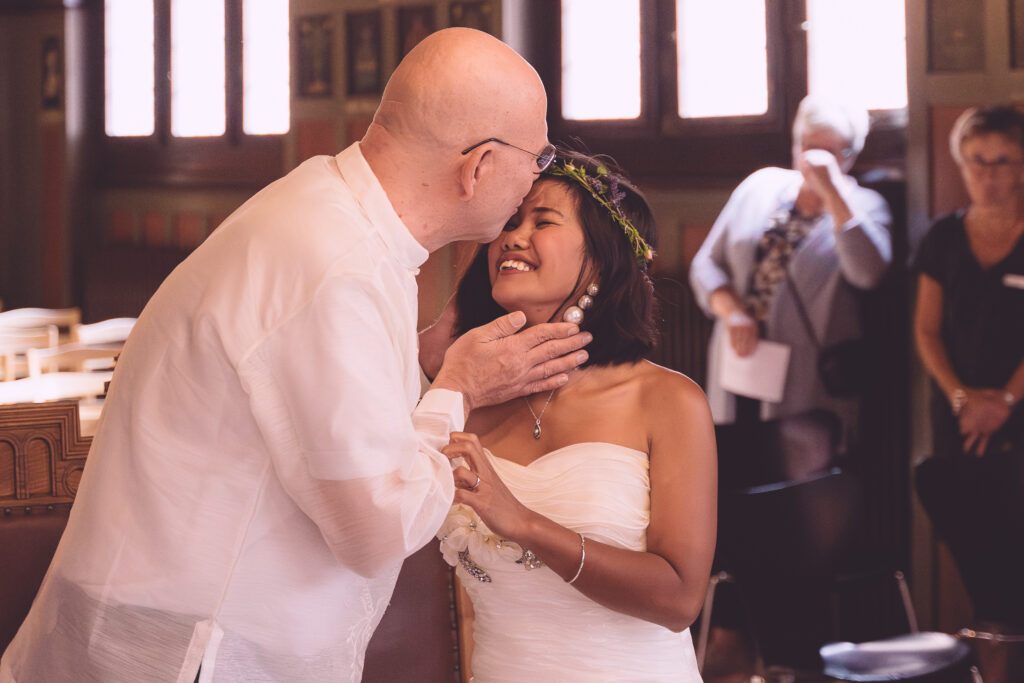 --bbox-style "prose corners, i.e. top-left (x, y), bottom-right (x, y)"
top-left (440, 443), bottom-right (702, 682)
